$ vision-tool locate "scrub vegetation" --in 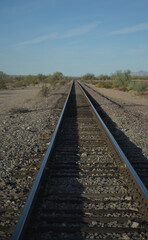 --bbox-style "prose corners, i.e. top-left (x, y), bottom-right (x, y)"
top-left (1, 70), bottom-right (148, 93)
top-left (81, 70), bottom-right (148, 93)
top-left (40, 85), bottom-right (50, 97)
top-left (0, 71), bottom-right (8, 89)
top-left (0, 71), bottom-right (71, 89)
